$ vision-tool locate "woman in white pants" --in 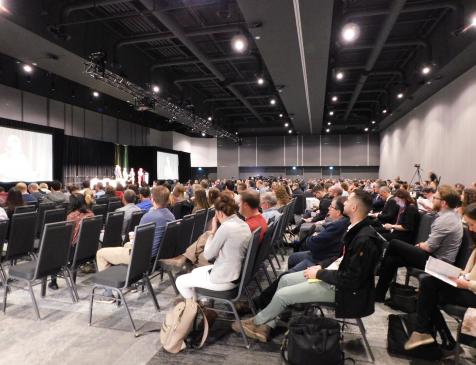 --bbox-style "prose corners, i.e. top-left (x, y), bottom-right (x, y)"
top-left (176, 192), bottom-right (252, 300)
